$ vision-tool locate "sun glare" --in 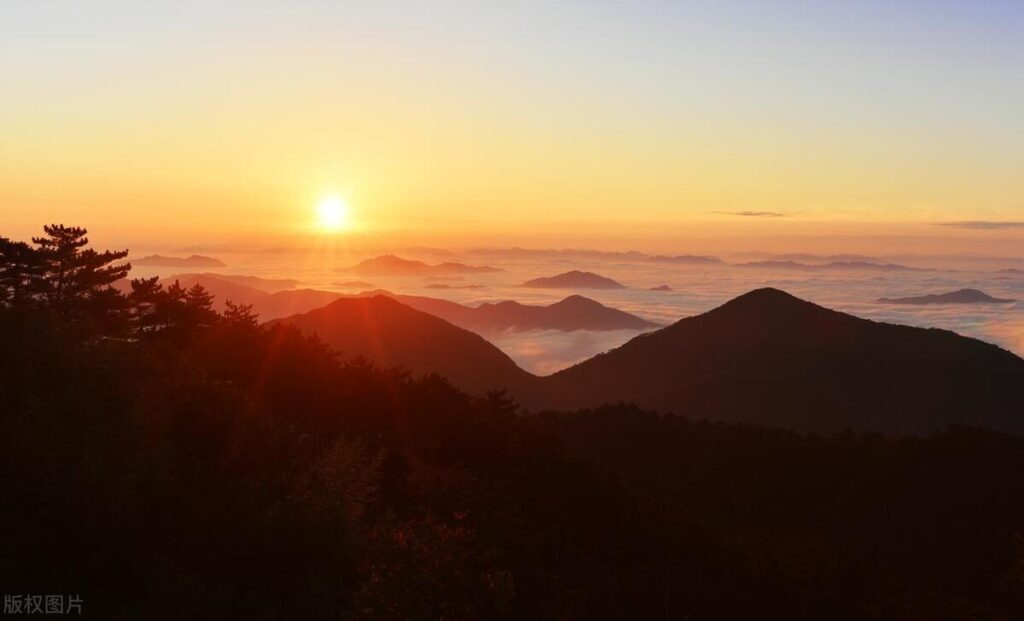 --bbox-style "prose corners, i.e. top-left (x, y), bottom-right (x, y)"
top-left (316, 195), bottom-right (351, 231)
